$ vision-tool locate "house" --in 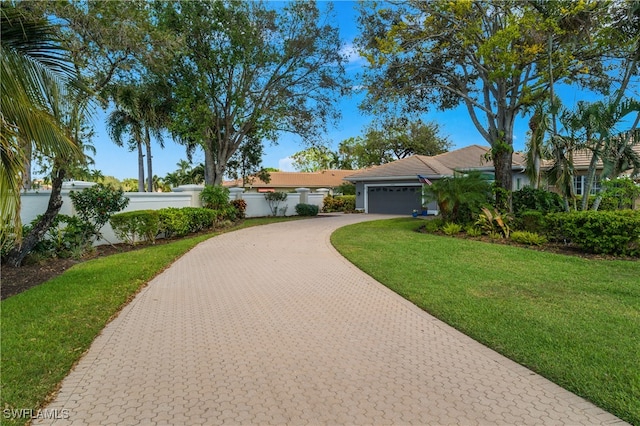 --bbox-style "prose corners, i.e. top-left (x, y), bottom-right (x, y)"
top-left (542, 144), bottom-right (640, 196)
top-left (224, 170), bottom-right (356, 194)
top-left (344, 145), bottom-right (528, 214)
